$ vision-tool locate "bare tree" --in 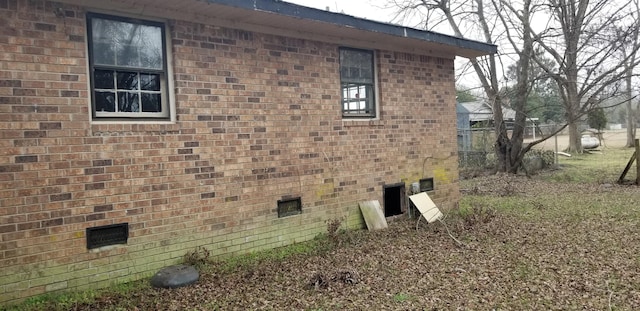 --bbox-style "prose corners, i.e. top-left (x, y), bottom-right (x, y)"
top-left (388, 0), bottom-right (560, 173)
top-left (530, 0), bottom-right (640, 152)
